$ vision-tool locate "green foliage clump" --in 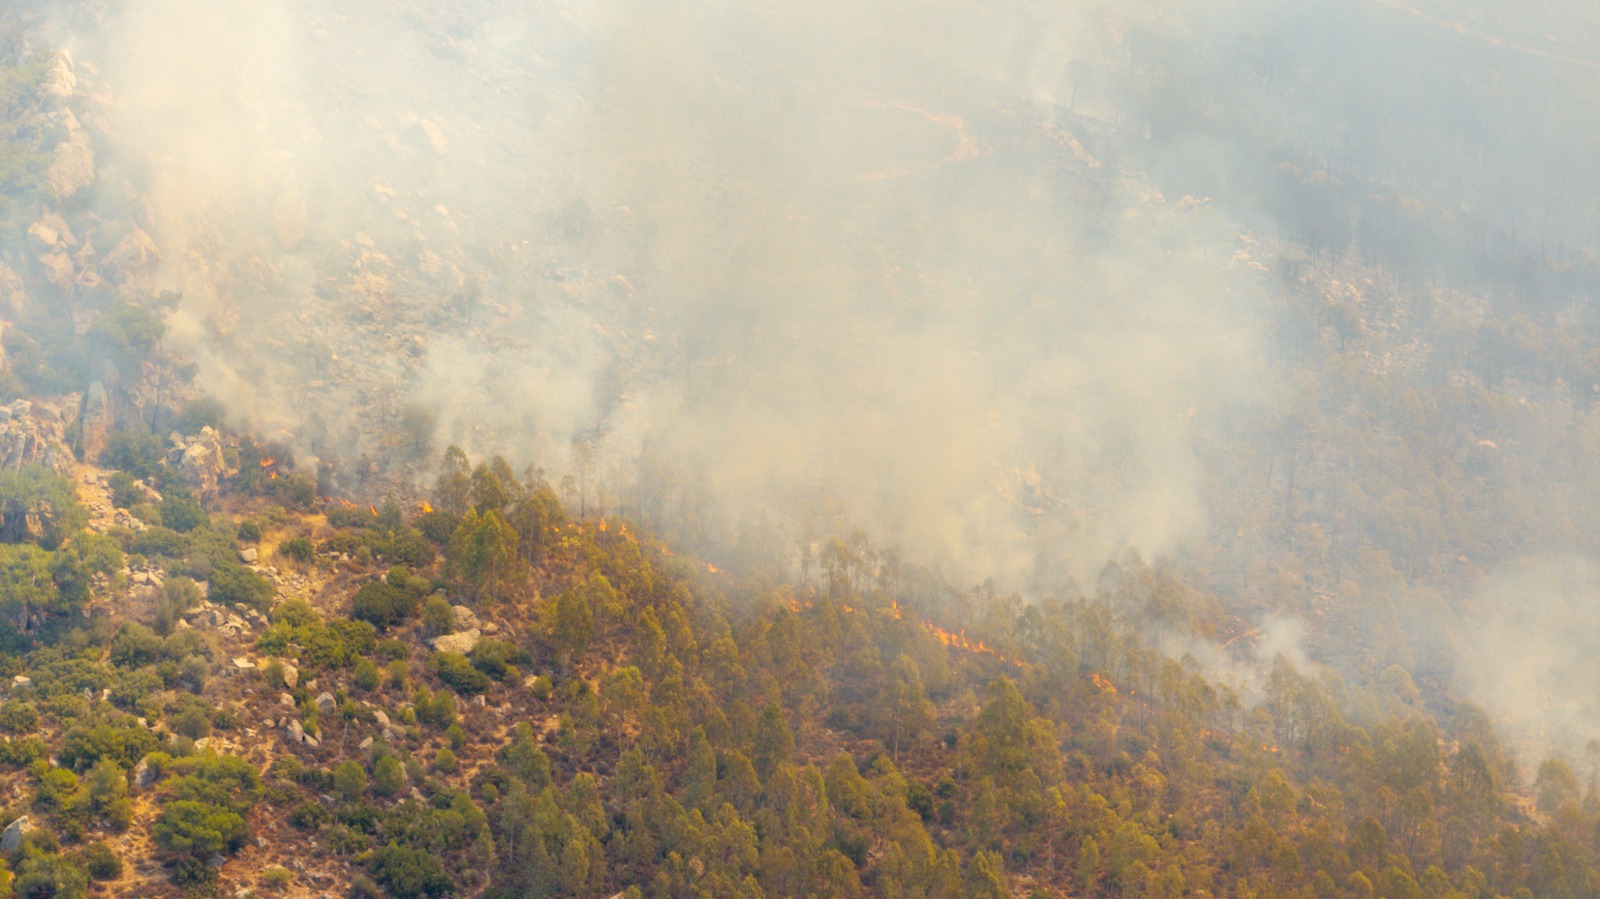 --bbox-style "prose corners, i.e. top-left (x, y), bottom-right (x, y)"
top-left (206, 560), bottom-right (273, 611)
top-left (278, 535), bottom-right (314, 563)
top-left (57, 715), bottom-right (159, 771)
top-left (157, 485), bottom-right (206, 533)
top-left (367, 841), bottom-right (453, 899)
top-left (99, 428), bottom-right (167, 482)
top-left (0, 700), bottom-right (37, 735)
top-left (354, 658), bottom-right (381, 691)
top-left (107, 472), bottom-right (144, 510)
top-left (256, 600), bottom-right (375, 672)
top-left (432, 652), bottom-right (491, 695)
top-left (79, 840), bottom-right (121, 880)
top-left (351, 580), bottom-right (418, 631)
top-left (420, 596), bottom-right (454, 636)
top-left (152, 799), bottom-right (248, 857)
top-left (372, 756), bottom-right (405, 798)
top-left (0, 465), bottom-right (85, 549)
